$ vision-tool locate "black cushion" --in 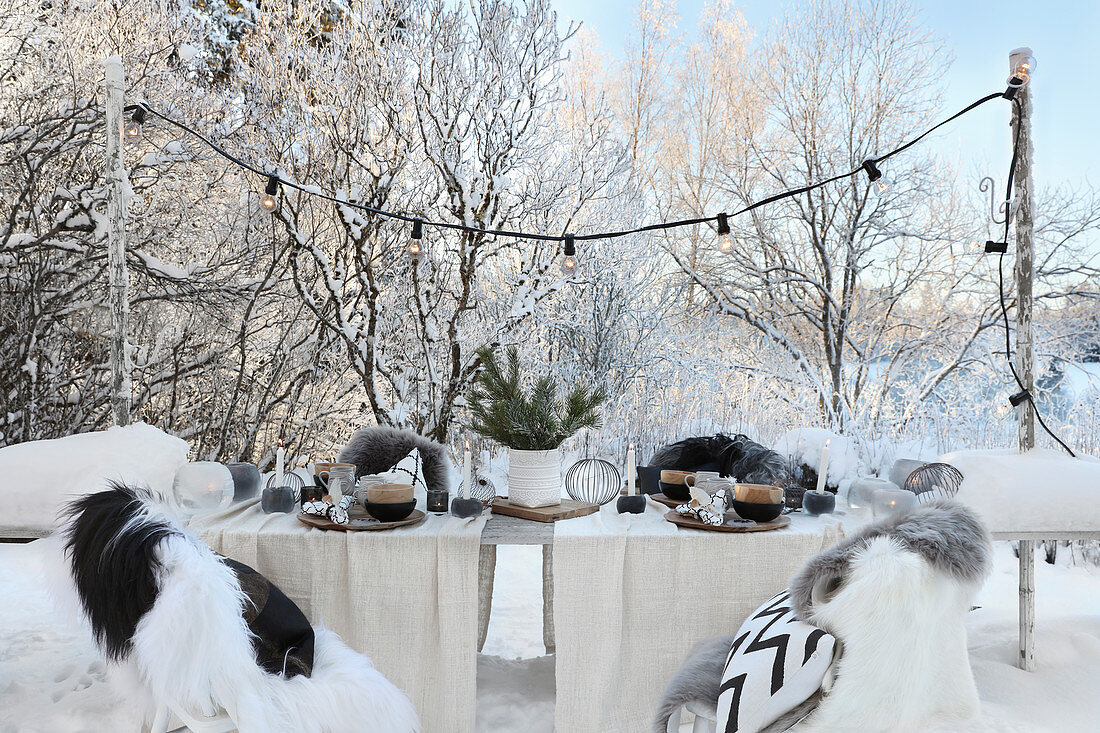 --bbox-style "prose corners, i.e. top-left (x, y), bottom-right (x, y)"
top-left (220, 557), bottom-right (314, 678)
